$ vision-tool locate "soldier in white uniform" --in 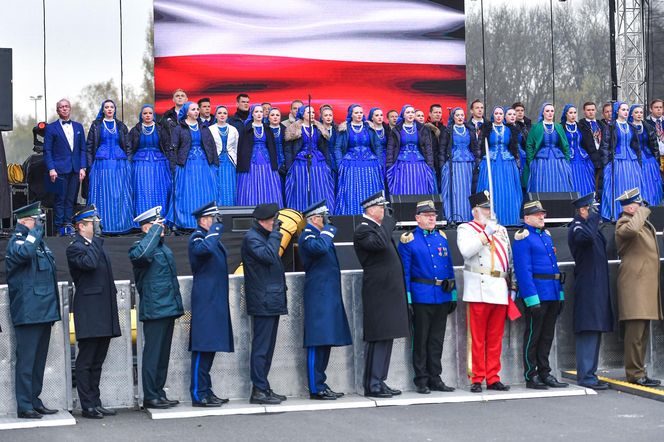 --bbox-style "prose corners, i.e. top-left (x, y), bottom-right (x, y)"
top-left (457, 191), bottom-right (515, 393)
